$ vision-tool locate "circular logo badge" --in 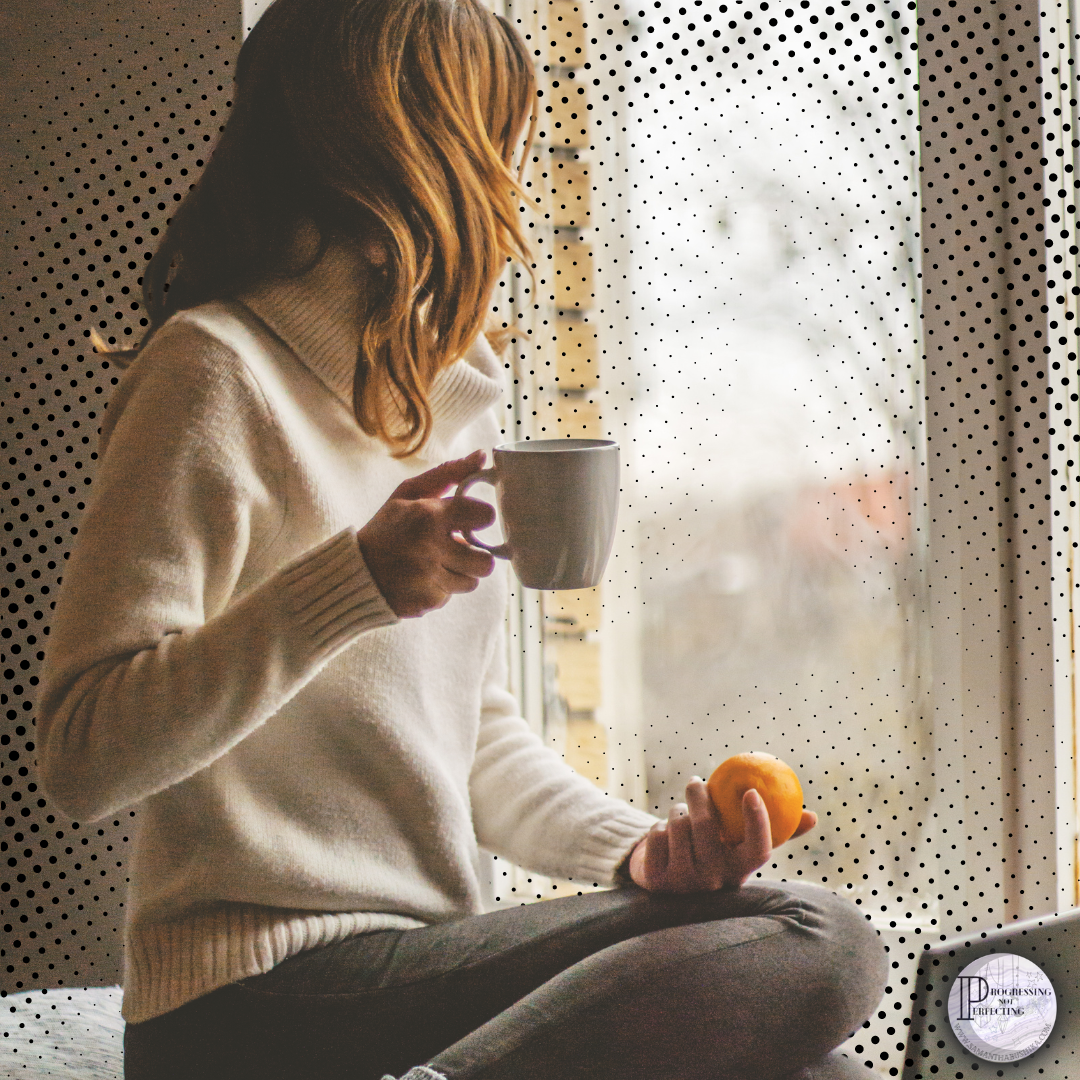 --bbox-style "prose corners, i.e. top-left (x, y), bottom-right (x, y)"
top-left (947, 953), bottom-right (1057, 1063)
